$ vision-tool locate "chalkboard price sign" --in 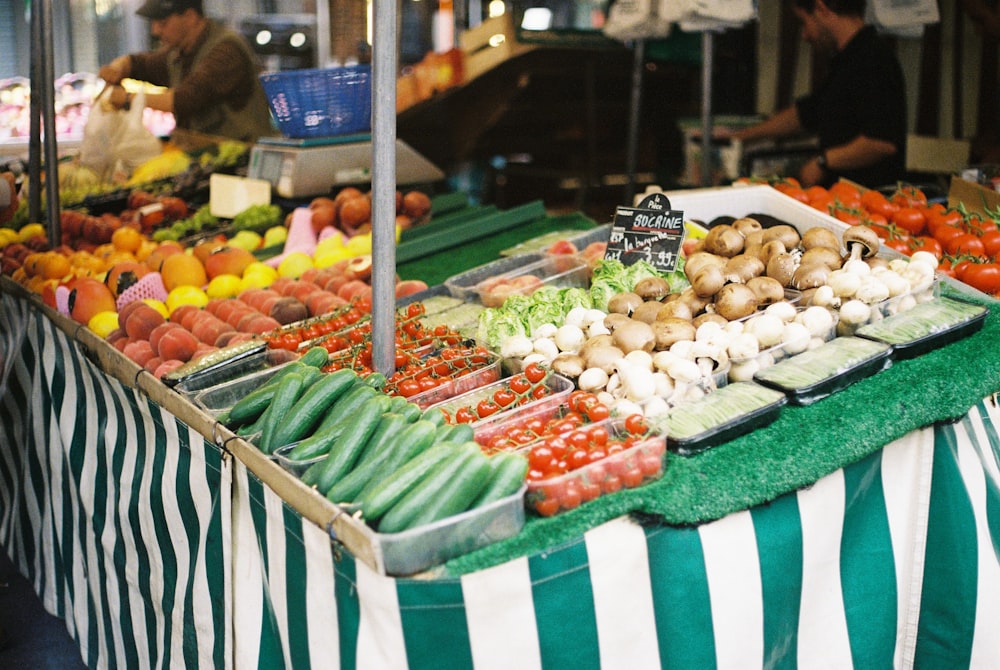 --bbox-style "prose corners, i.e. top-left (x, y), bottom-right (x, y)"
top-left (605, 195), bottom-right (685, 272)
